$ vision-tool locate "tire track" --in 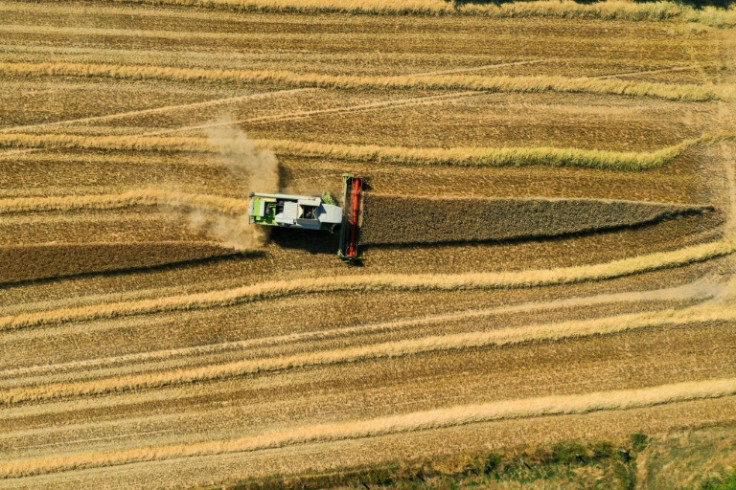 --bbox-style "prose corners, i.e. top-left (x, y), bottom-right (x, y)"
top-left (147, 91), bottom-right (486, 136)
top-left (0, 88), bottom-right (314, 134)
top-left (409, 59), bottom-right (545, 77)
top-left (595, 65), bottom-right (698, 80)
